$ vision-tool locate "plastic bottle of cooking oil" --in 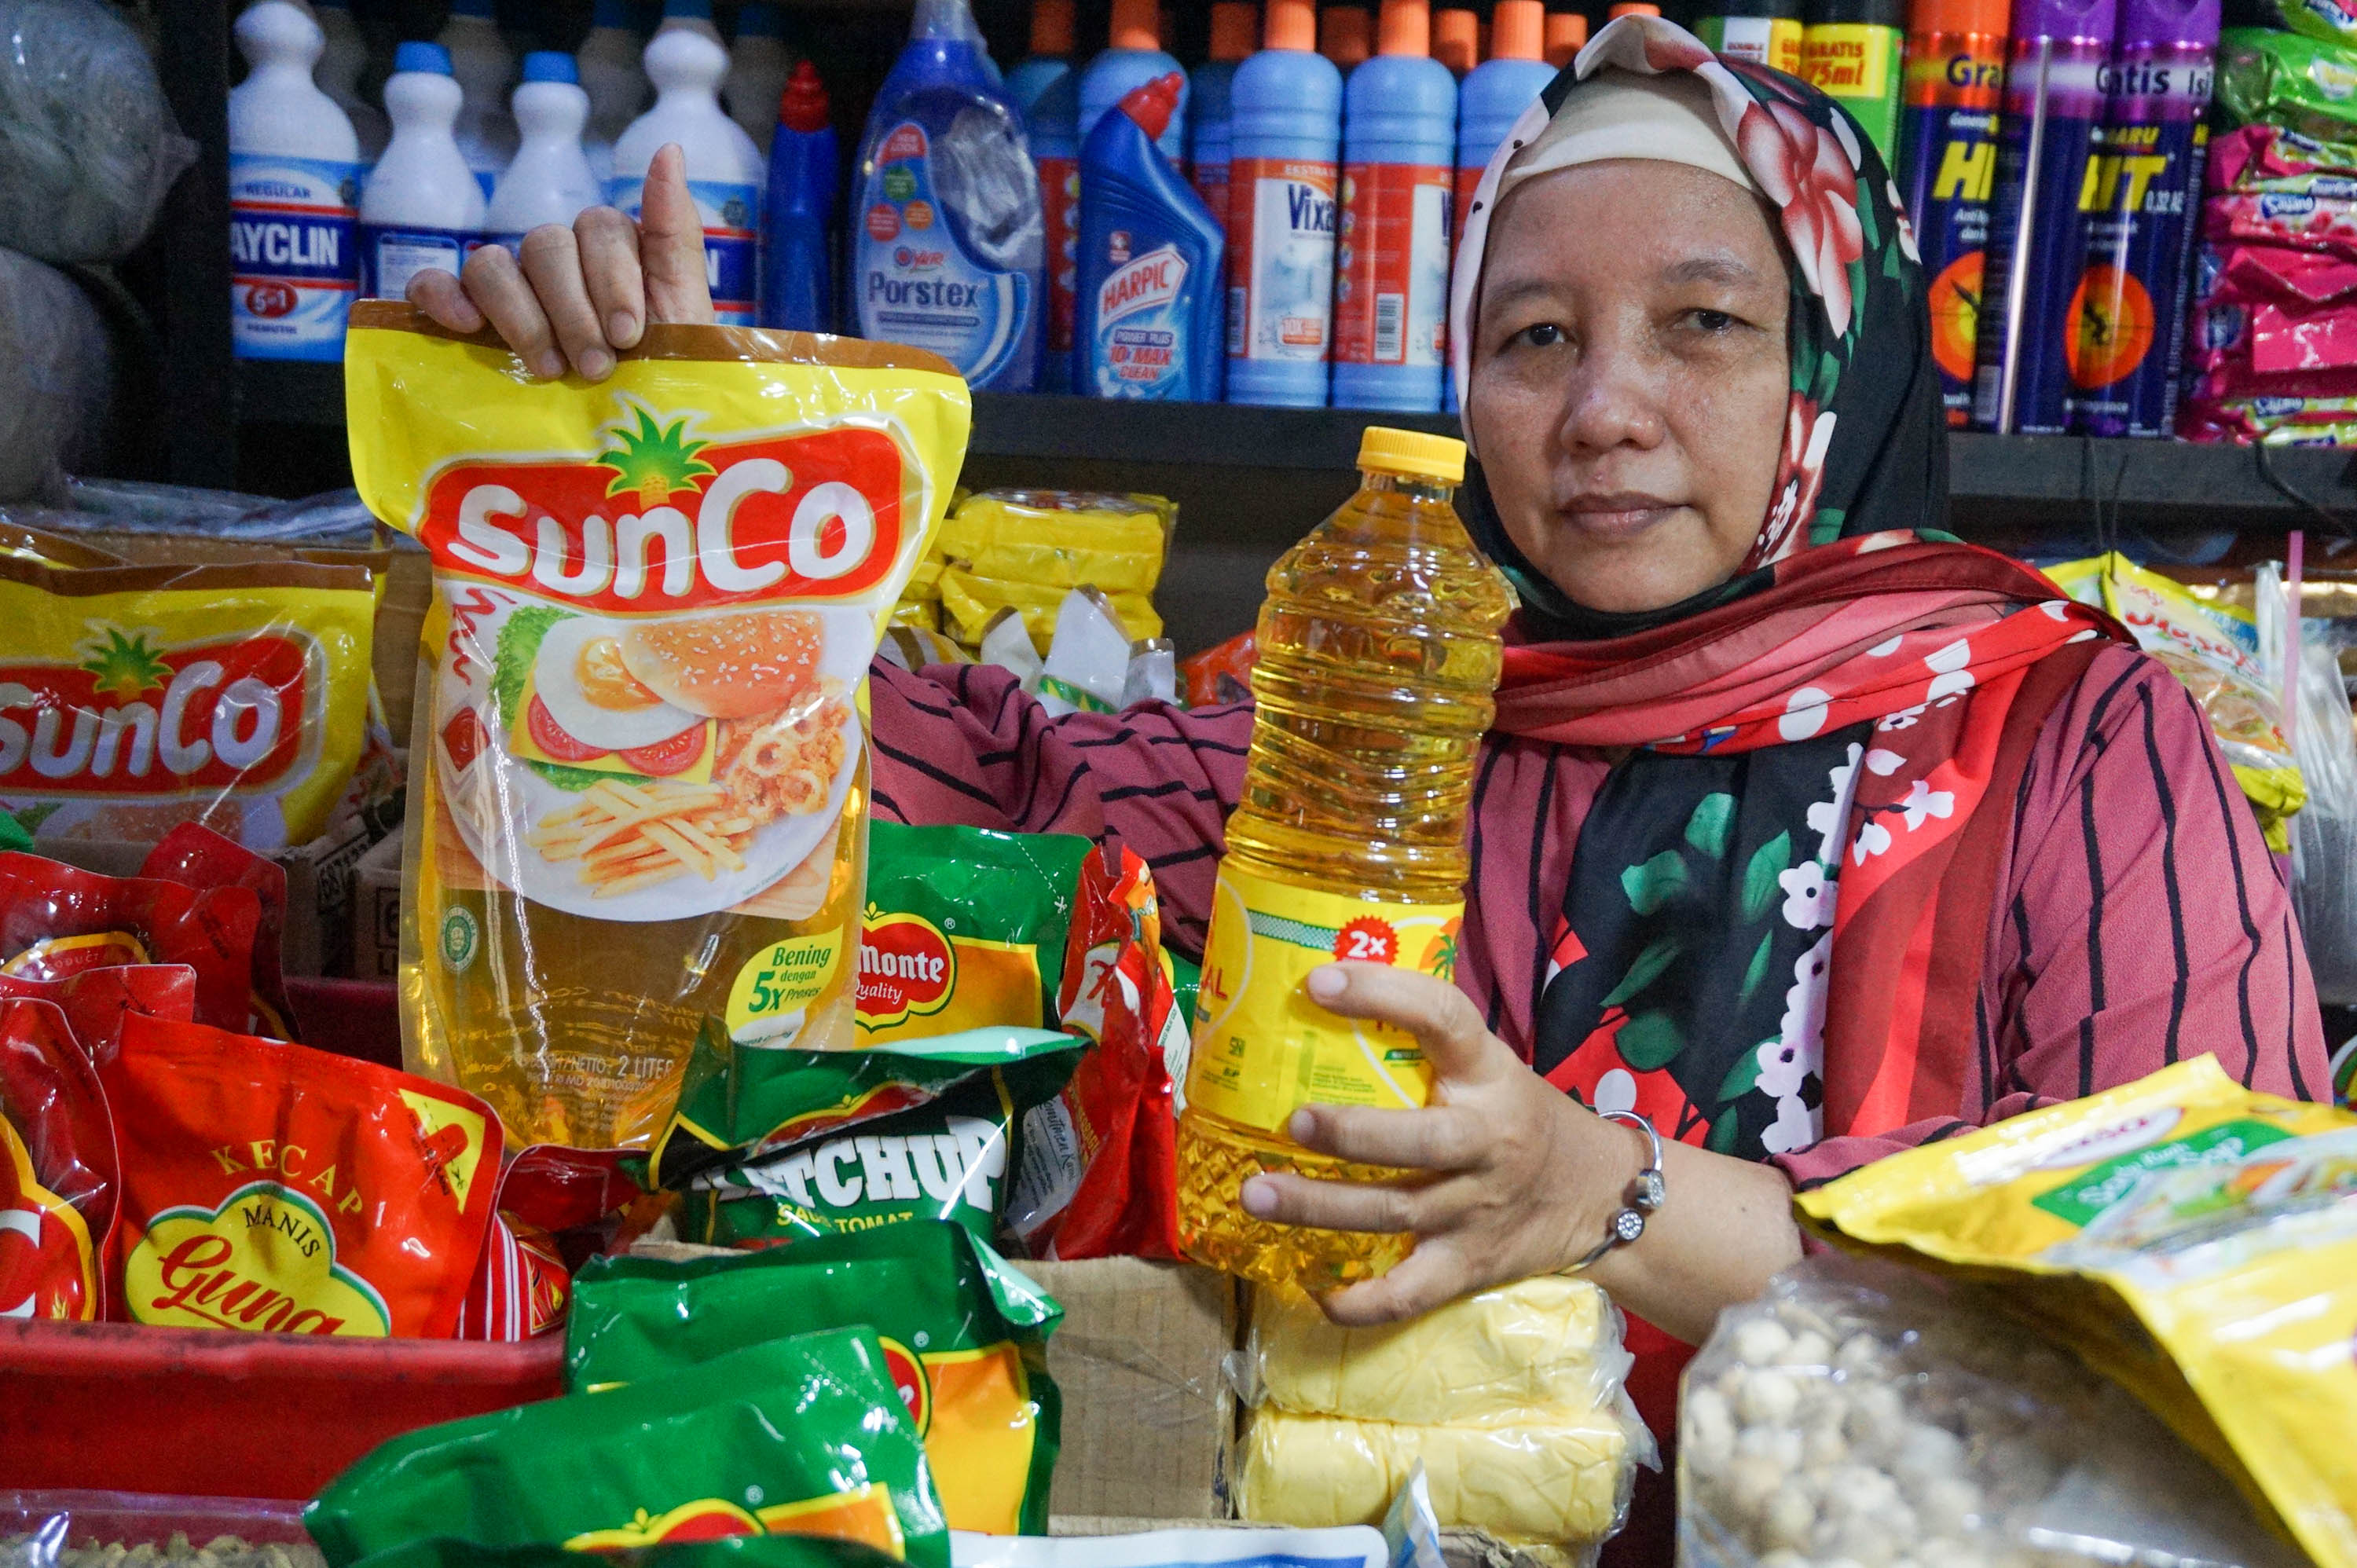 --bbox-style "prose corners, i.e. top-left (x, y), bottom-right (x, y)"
top-left (1177, 426), bottom-right (1514, 1292)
